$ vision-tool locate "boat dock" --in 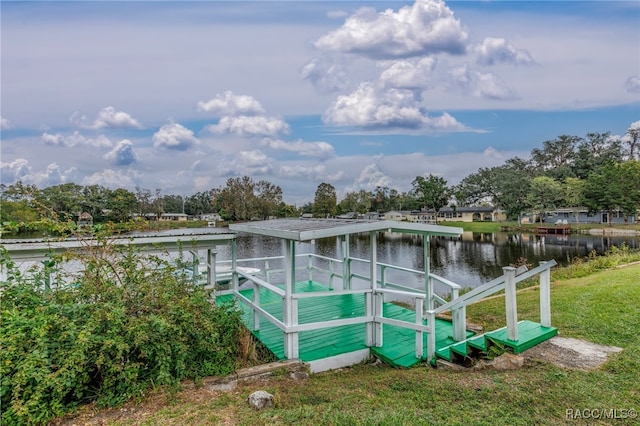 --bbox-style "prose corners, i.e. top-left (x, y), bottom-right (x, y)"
top-left (536, 225), bottom-right (571, 235)
top-left (3, 221), bottom-right (558, 372)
